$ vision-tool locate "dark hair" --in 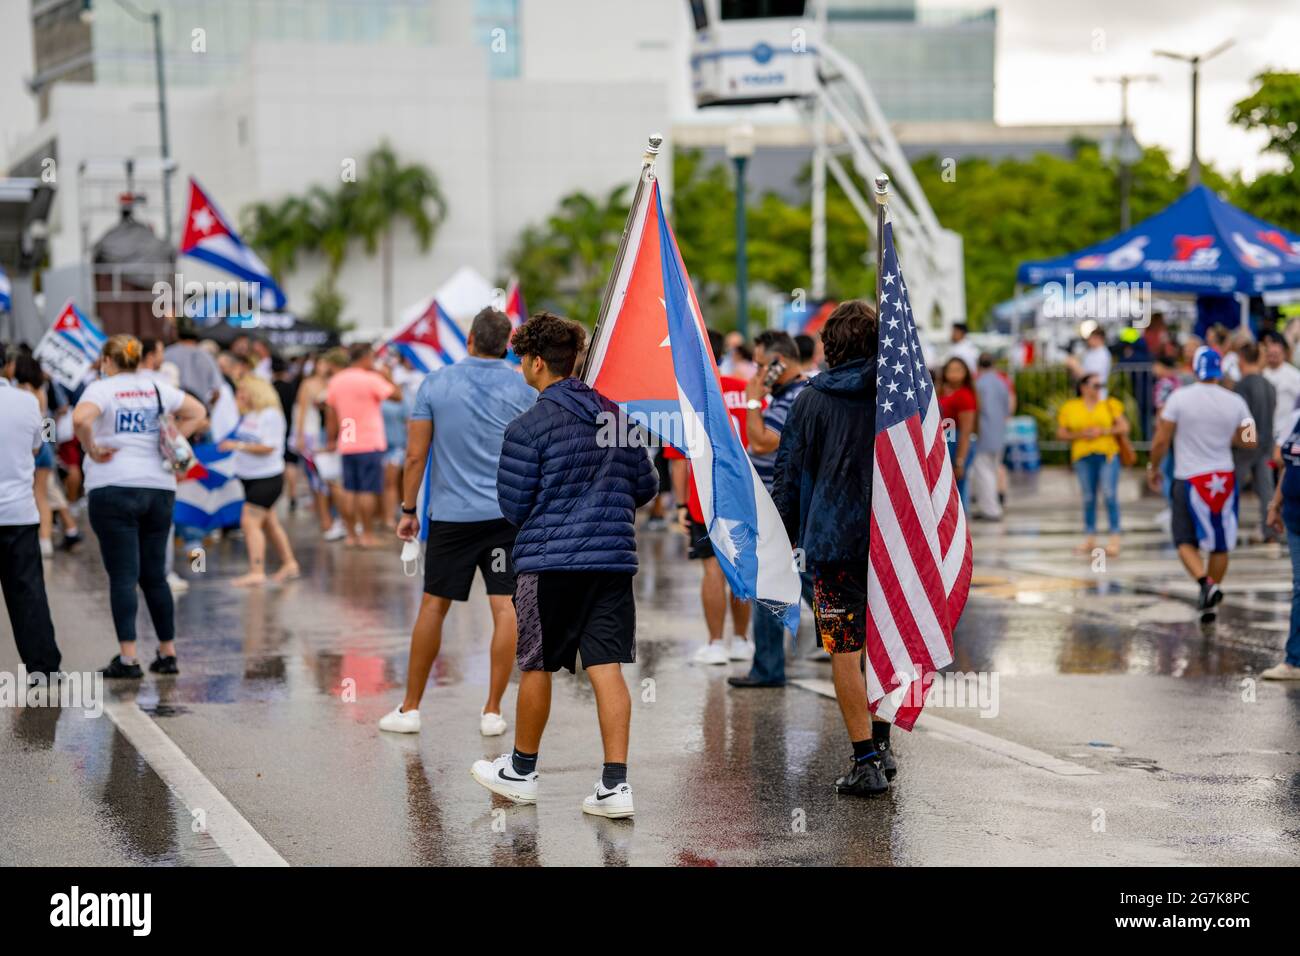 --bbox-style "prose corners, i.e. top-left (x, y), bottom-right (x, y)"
top-left (820, 300), bottom-right (878, 368)
top-left (13, 353), bottom-right (45, 389)
top-left (754, 329), bottom-right (799, 363)
top-left (1076, 373), bottom-right (1100, 396)
top-left (1261, 330), bottom-right (1289, 353)
top-left (1207, 323), bottom-right (1230, 346)
top-left (952, 322), bottom-right (969, 336)
top-left (141, 337), bottom-right (162, 359)
top-left (348, 342), bottom-right (374, 364)
top-left (469, 307), bottom-right (512, 359)
top-left (510, 311), bottom-right (586, 377)
top-left (1237, 341), bottom-right (1261, 365)
top-left (977, 352), bottom-right (994, 370)
top-left (707, 328), bottom-right (725, 365)
top-left (794, 333), bottom-right (815, 364)
top-left (941, 356), bottom-right (974, 393)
